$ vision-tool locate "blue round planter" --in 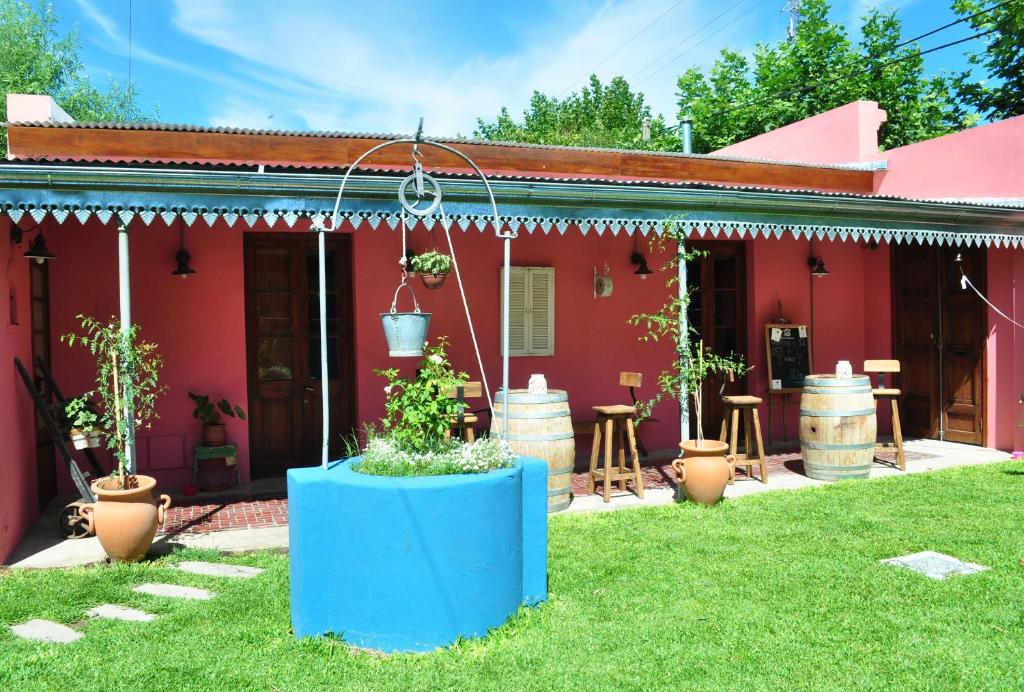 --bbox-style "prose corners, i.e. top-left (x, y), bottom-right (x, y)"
top-left (287, 456), bottom-right (548, 653)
